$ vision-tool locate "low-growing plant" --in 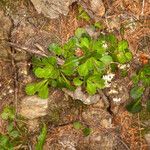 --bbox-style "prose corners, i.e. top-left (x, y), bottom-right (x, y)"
top-left (73, 121), bottom-right (91, 136)
top-left (0, 106), bottom-right (28, 149)
top-left (0, 106), bottom-right (20, 149)
top-left (77, 6), bottom-right (90, 21)
top-left (35, 124), bottom-right (47, 150)
top-left (126, 64), bottom-right (150, 113)
top-left (25, 27), bottom-right (133, 99)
